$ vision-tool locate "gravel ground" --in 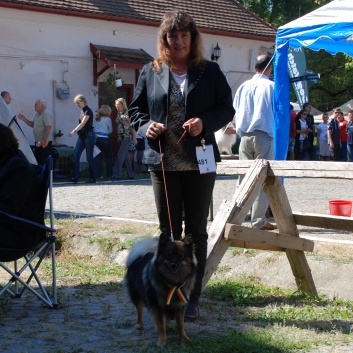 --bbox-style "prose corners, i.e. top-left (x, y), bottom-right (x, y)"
top-left (50, 175), bottom-right (353, 221)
